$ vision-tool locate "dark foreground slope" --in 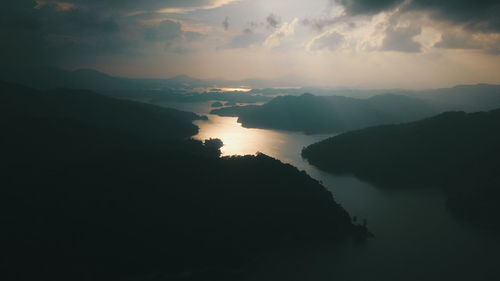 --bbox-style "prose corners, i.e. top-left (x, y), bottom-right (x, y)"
top-left (302, 109), bottom-right (500, 230)
top-left (0, 82), bottom-right (367, 281)
top-left (211, 93), bottom-right (436, 134)
top-left (0, 81), bottom-right (205, 140)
